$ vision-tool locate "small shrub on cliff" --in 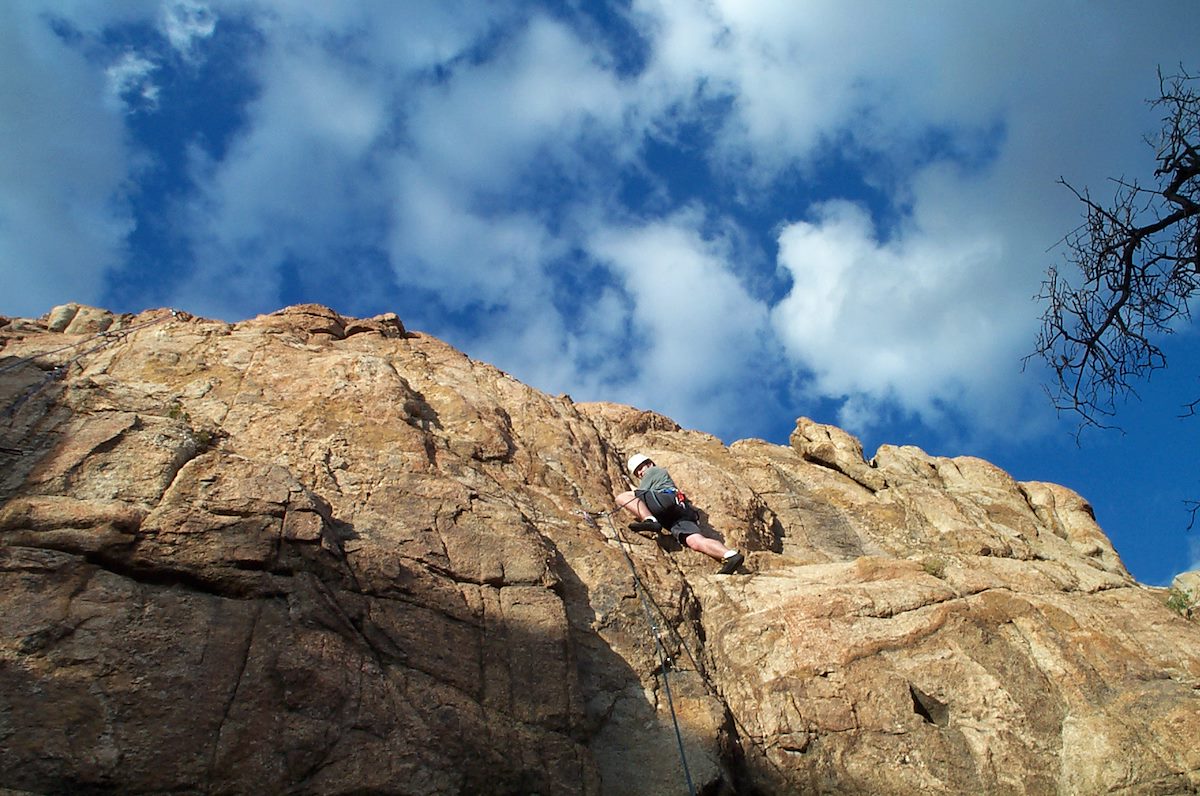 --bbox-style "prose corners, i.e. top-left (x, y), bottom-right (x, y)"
top-left (921, 557), bottom-right (947, 579)
top-left (1166, 587), bottom-right (1196, 619)
top-left (167, 401), bottom-right (187, 421)
top-left (191, 427), bottom-right (218, 452)
top-left (165, 400), bottom-right (220, 453)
